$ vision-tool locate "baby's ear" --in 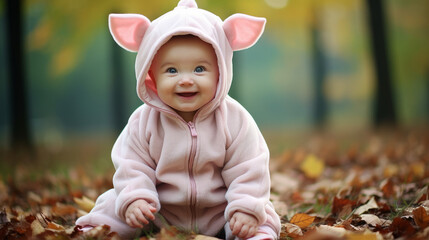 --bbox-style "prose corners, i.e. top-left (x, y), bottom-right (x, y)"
top-left (223, 13), bottom-right (266, 51)
top-left (109, 14), bottom-right (151, 52)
